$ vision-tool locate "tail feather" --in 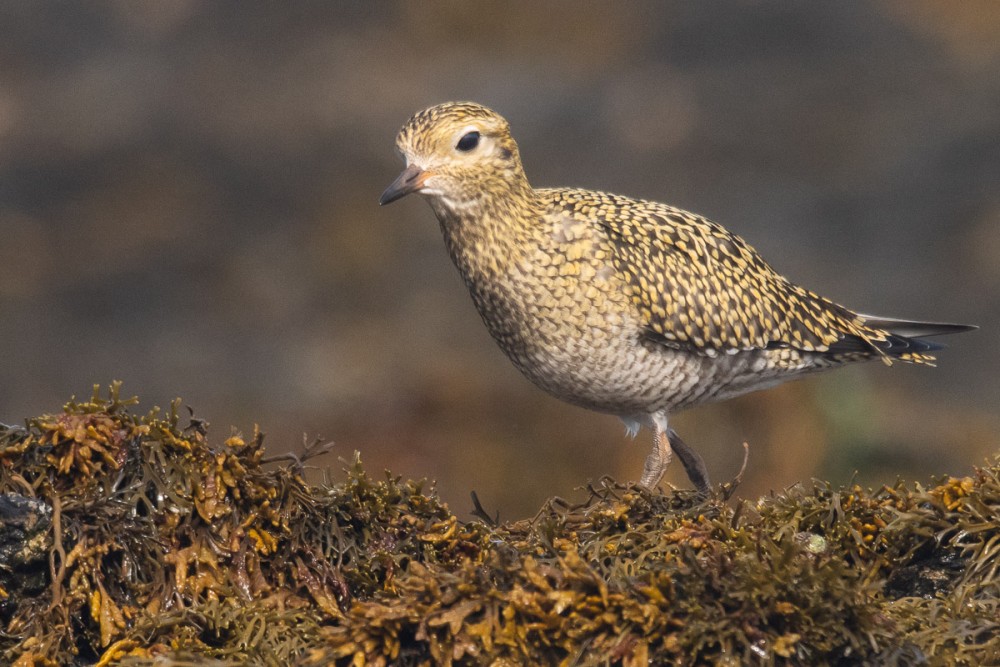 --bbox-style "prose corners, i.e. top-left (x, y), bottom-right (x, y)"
top-left (825, 314), bottom-right (976, 363)
top-left (856, 314), bottom-right (978, 340)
